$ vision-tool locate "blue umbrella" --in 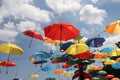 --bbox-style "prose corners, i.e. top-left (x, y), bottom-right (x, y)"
top-left (66, 67), bottom-right (75, 71)
top-left (86, 37), bottom-right (105, 47)
top-left (60, 42), bottom-right (74, 52)
top-left (112, 62), bottom-right (120, 69)
top-left (100, 47), bottom-right (114, 54)
top-left (41, 65), bottom-right (52, 72)
top-left (33, 51), bottom-right (52, 59)
top-left (33, 60), bottom-right (48, 68)
top-left (49, 75), bottom-right (57, 79)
